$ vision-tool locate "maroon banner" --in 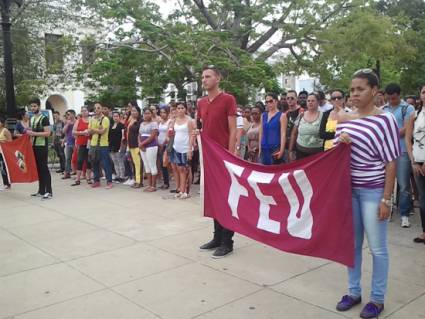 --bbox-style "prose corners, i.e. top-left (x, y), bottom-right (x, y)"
top-left (0, 135), bottom-right (38, 183)
top-left (201, 134), bottom-right (354, 267)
